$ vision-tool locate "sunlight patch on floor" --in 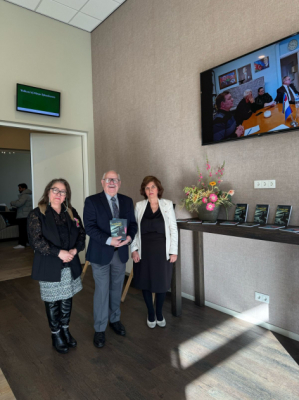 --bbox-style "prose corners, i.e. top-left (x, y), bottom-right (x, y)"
top-left (171, 304), bottom-right (269, 370)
